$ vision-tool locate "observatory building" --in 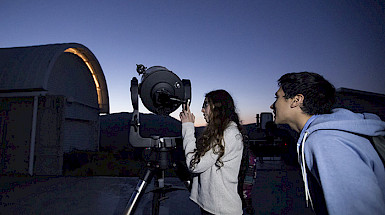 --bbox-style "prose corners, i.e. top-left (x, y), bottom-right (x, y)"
top-left (0, 43), bottom-right (109, 175)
